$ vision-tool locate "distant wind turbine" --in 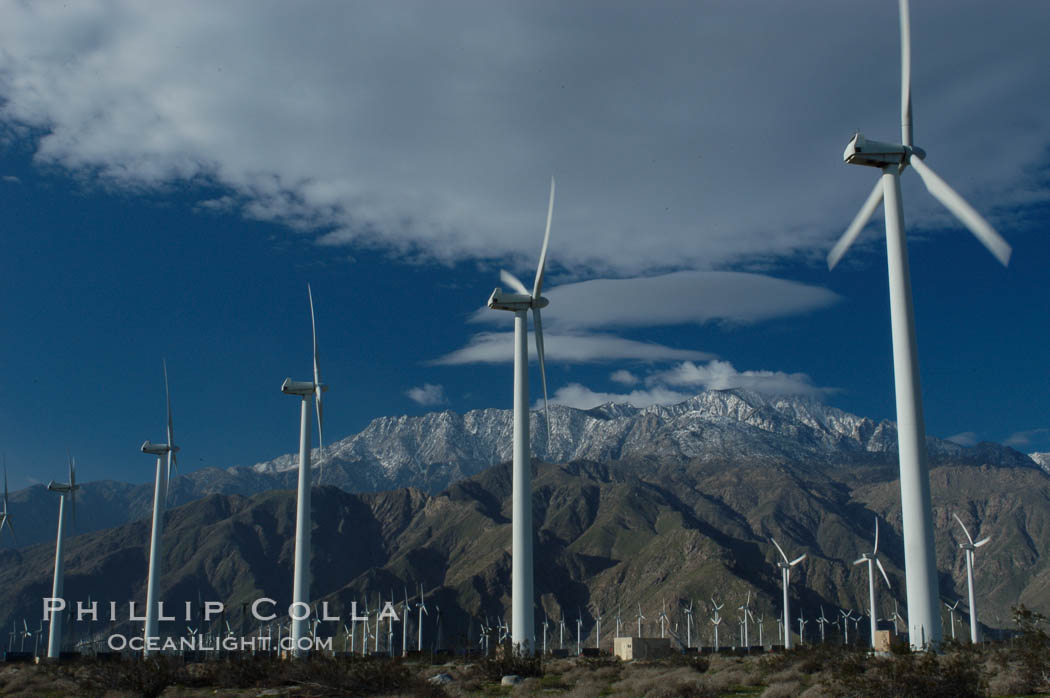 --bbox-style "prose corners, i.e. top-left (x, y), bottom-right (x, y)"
top-left (46, 456), bottom-right (78, 659)
top-left (770, 537), bottom-right (806, 649)
top-left (826, 0), bottom-right (1011, 649)
top-left (281, 285), bottom-right (327, 656)
top-left (854, 517), bottom-right (893, 648)
top-left (943, 599), bottom-right (960, 641)
top-left (140, 360), bottom-right (179, 655)
top-left (953, 513), bottom-right (990, 644)
top-left (485, 178), bottom-right (556, 654)
top-left (0, 459), bottom-right (14, 543)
